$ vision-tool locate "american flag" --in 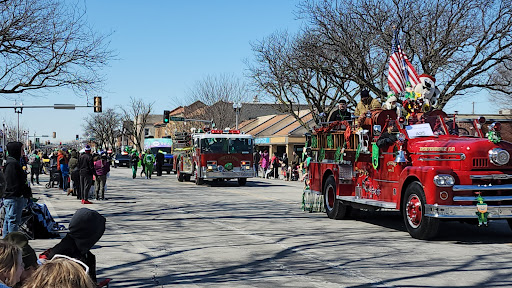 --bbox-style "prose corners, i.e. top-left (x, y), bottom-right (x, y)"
top-left (387, 30), bottom-right (419, 95)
